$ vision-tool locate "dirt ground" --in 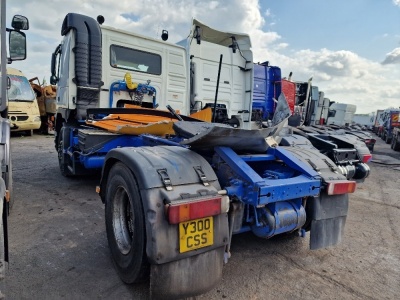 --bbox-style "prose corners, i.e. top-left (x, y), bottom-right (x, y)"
top-left (4, 132), bottom-right (400, 299)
